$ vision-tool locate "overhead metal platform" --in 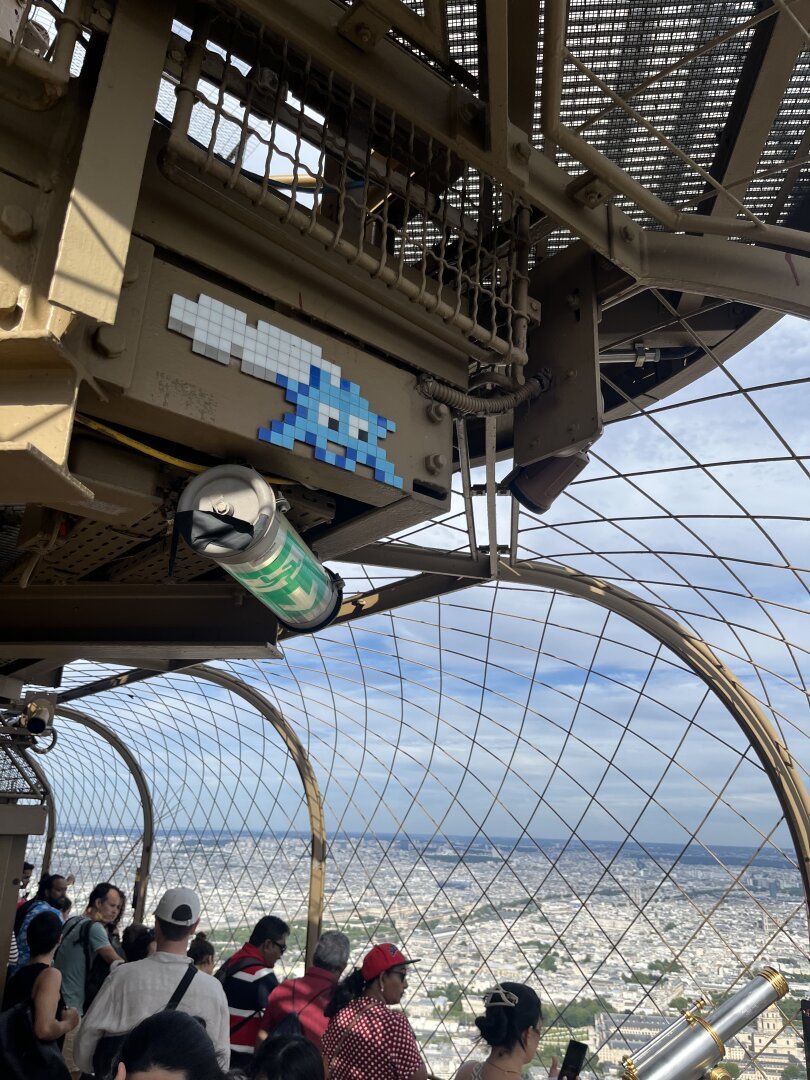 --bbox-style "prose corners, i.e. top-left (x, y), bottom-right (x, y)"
top-left (1, 4), bottom-right (810, 1074)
